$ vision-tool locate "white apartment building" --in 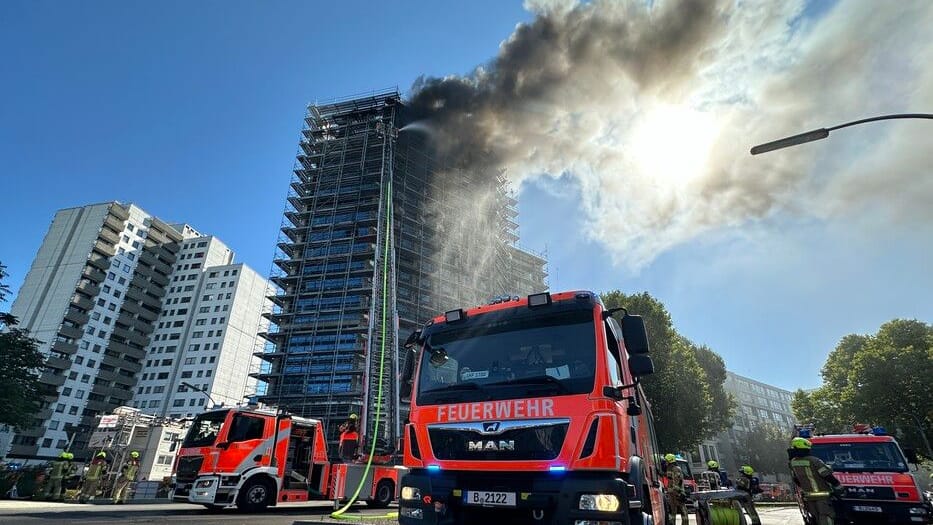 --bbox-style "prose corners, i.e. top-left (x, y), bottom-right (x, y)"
top-left (2, 203), bottom-right (270, 462)
top-left (2, 203), bottom-right (181, 460)
top-left (130, 228), bottom-right (271, 418)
